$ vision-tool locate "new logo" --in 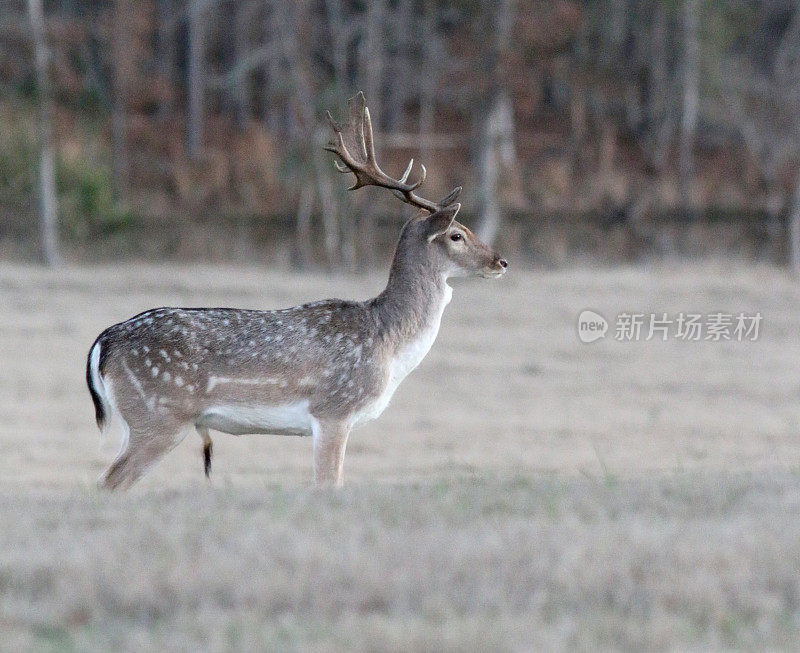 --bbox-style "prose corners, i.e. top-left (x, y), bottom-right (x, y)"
top-left (577, 310), bottom-right (608, 343)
